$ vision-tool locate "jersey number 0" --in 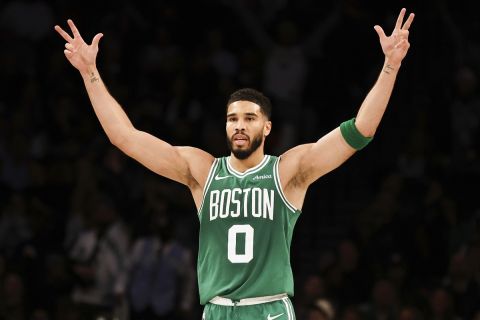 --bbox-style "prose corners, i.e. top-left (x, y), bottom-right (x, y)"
top-left (228, 224), bottom-right (254, 263)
